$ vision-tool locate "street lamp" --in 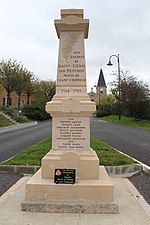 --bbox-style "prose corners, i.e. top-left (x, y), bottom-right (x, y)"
top-left (107, 54), bottom-right (121, 120)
